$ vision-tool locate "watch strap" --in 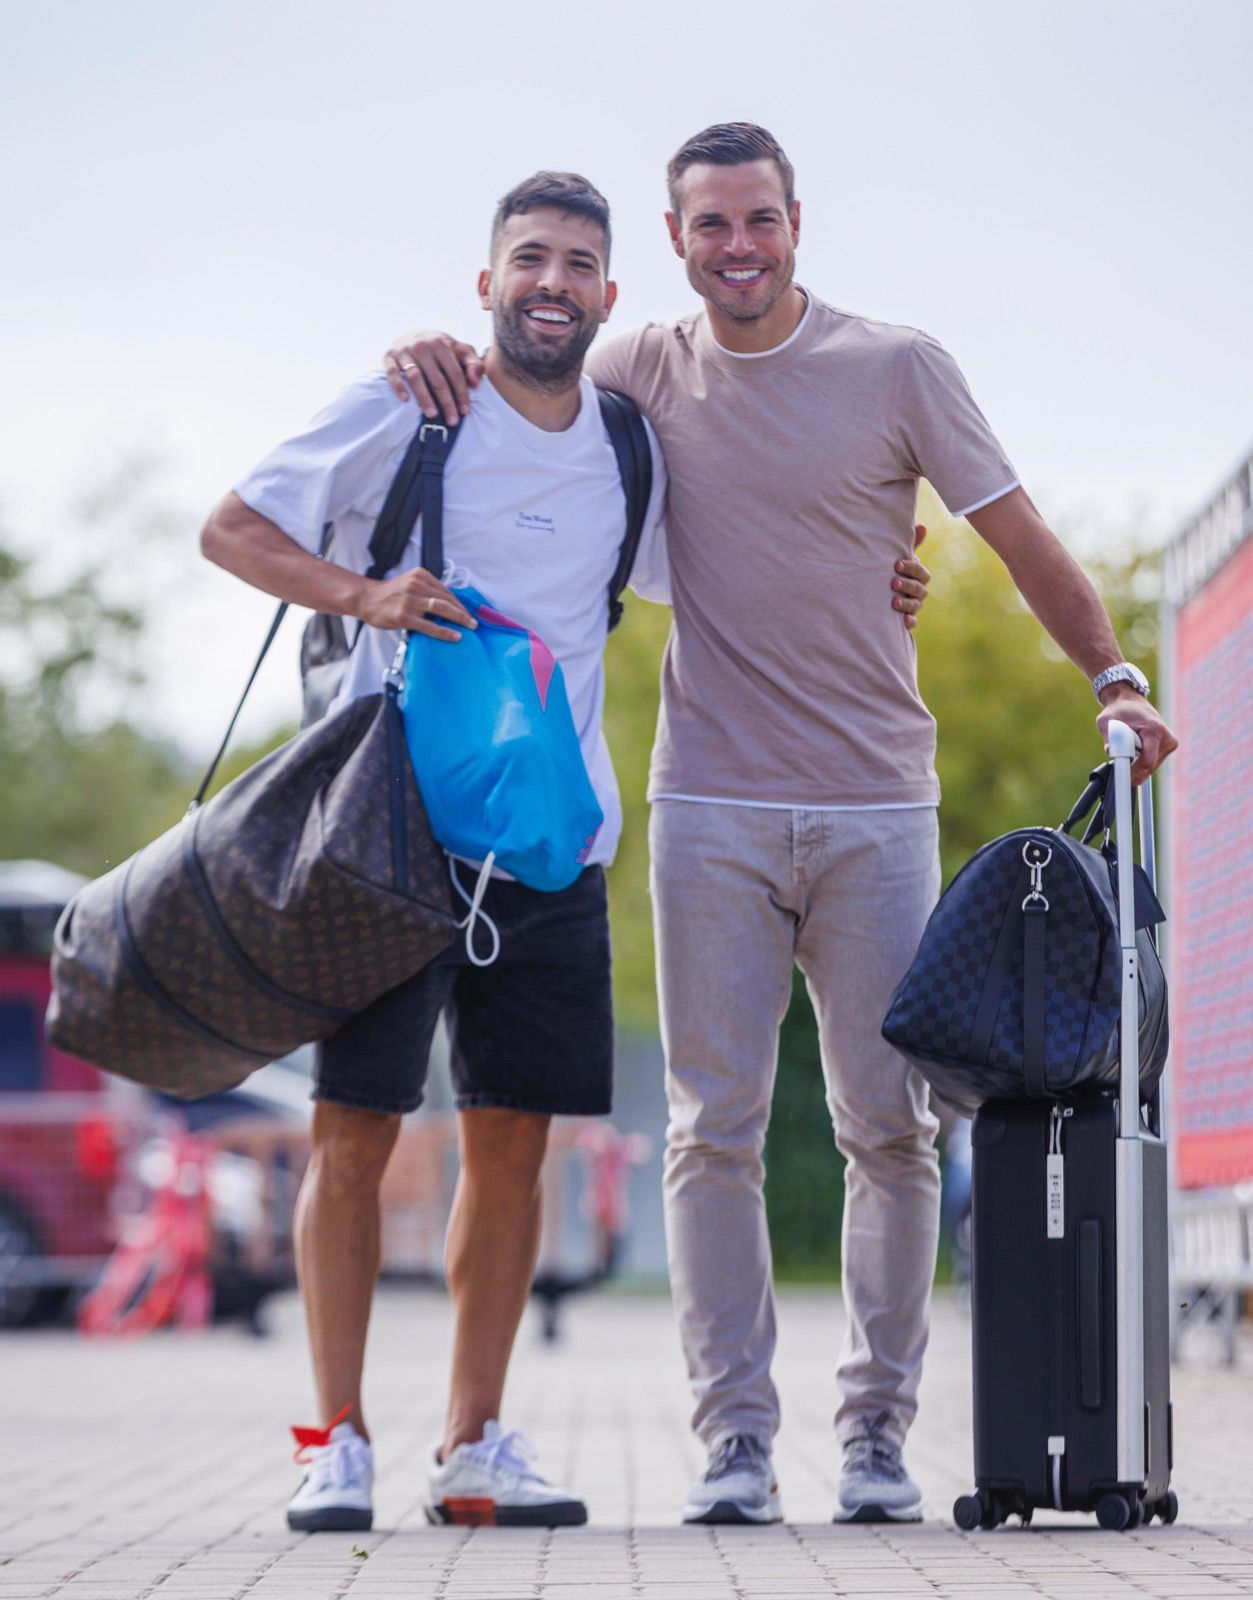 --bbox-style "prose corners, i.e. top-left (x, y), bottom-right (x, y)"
top-left (1091, 662), bottom-right (1149, 702)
